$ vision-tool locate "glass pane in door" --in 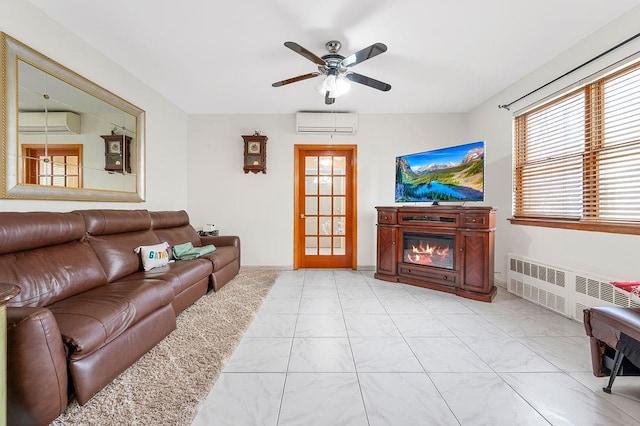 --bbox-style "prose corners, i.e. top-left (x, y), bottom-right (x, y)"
top-left (305, 236), bottom-right (317, 255)
top-left (306, 156), bottom-right (318, 174)
top-left (306, 197), bottom-right (318, 215)
top-left (319, 176), bottom-right (332, 195)
top-left (333, 176), bottom-right (345, 195)
top-left (319, 156), bottom-right (332, 175)
top-left (319, 197), bottom-right (331, 215)
top-left (305, 177), bottom-right (318, 194)
top-left (333, 196), bottom-right (345, 215)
